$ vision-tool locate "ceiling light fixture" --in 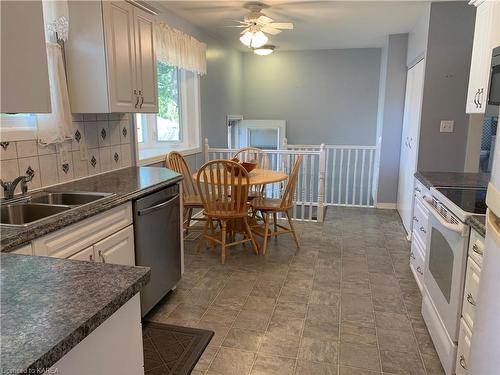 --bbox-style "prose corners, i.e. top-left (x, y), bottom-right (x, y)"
top-left (253, 44), bottom-right (275, 56)
top-left (239, 30), bottom-right (268, 48)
